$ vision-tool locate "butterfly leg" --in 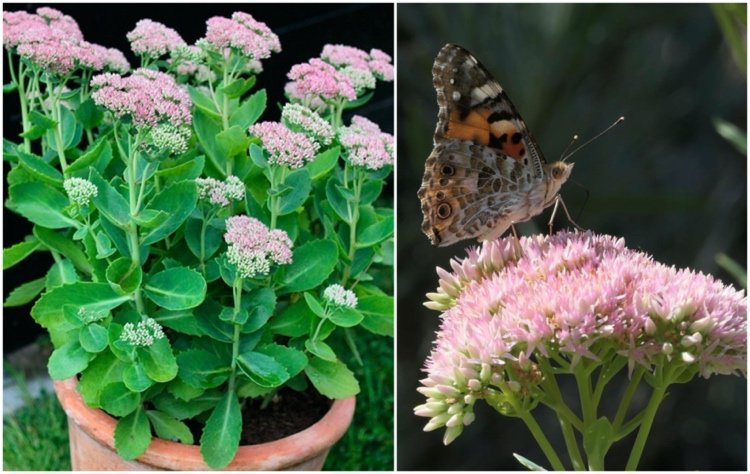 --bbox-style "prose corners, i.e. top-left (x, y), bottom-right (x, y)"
top-left (509, 224), bottom-right (522, 259)
top-left (549, 195), bottom-right (585, 232)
